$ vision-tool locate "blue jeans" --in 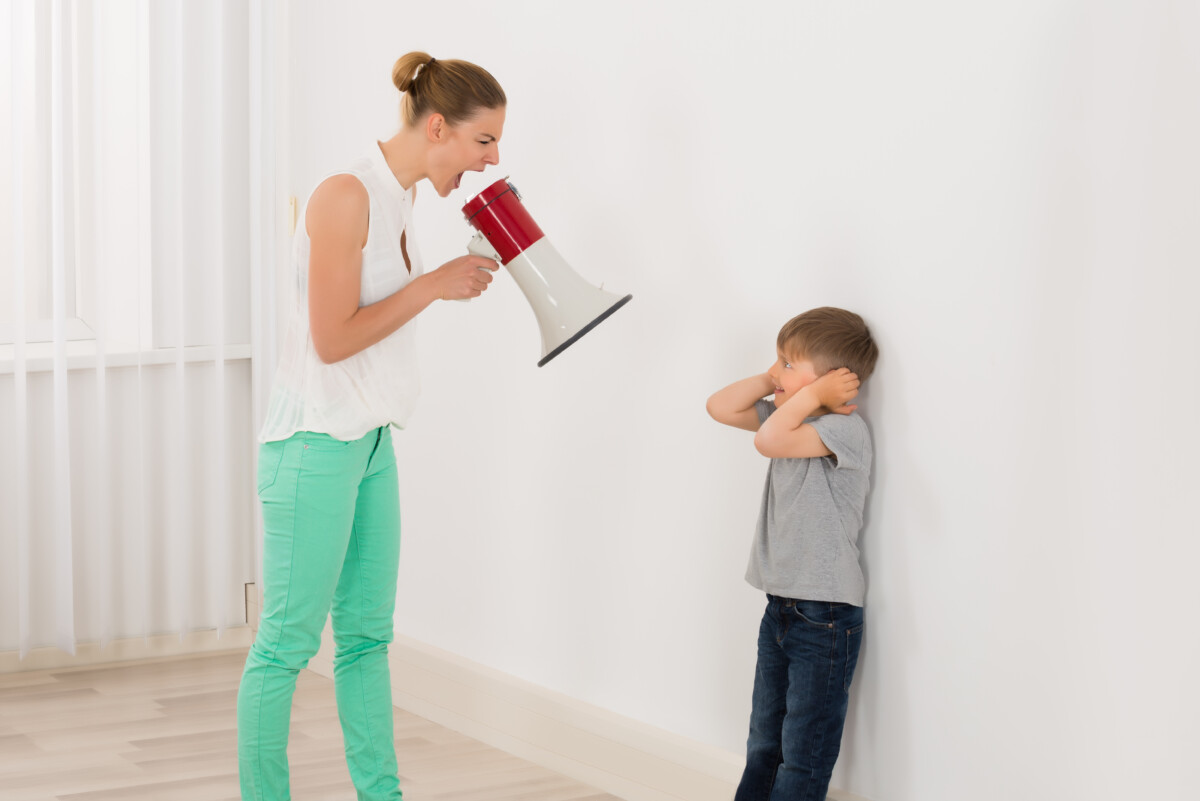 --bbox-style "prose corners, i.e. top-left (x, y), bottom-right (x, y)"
top-left (734, 596), bottom-right (864, 801)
